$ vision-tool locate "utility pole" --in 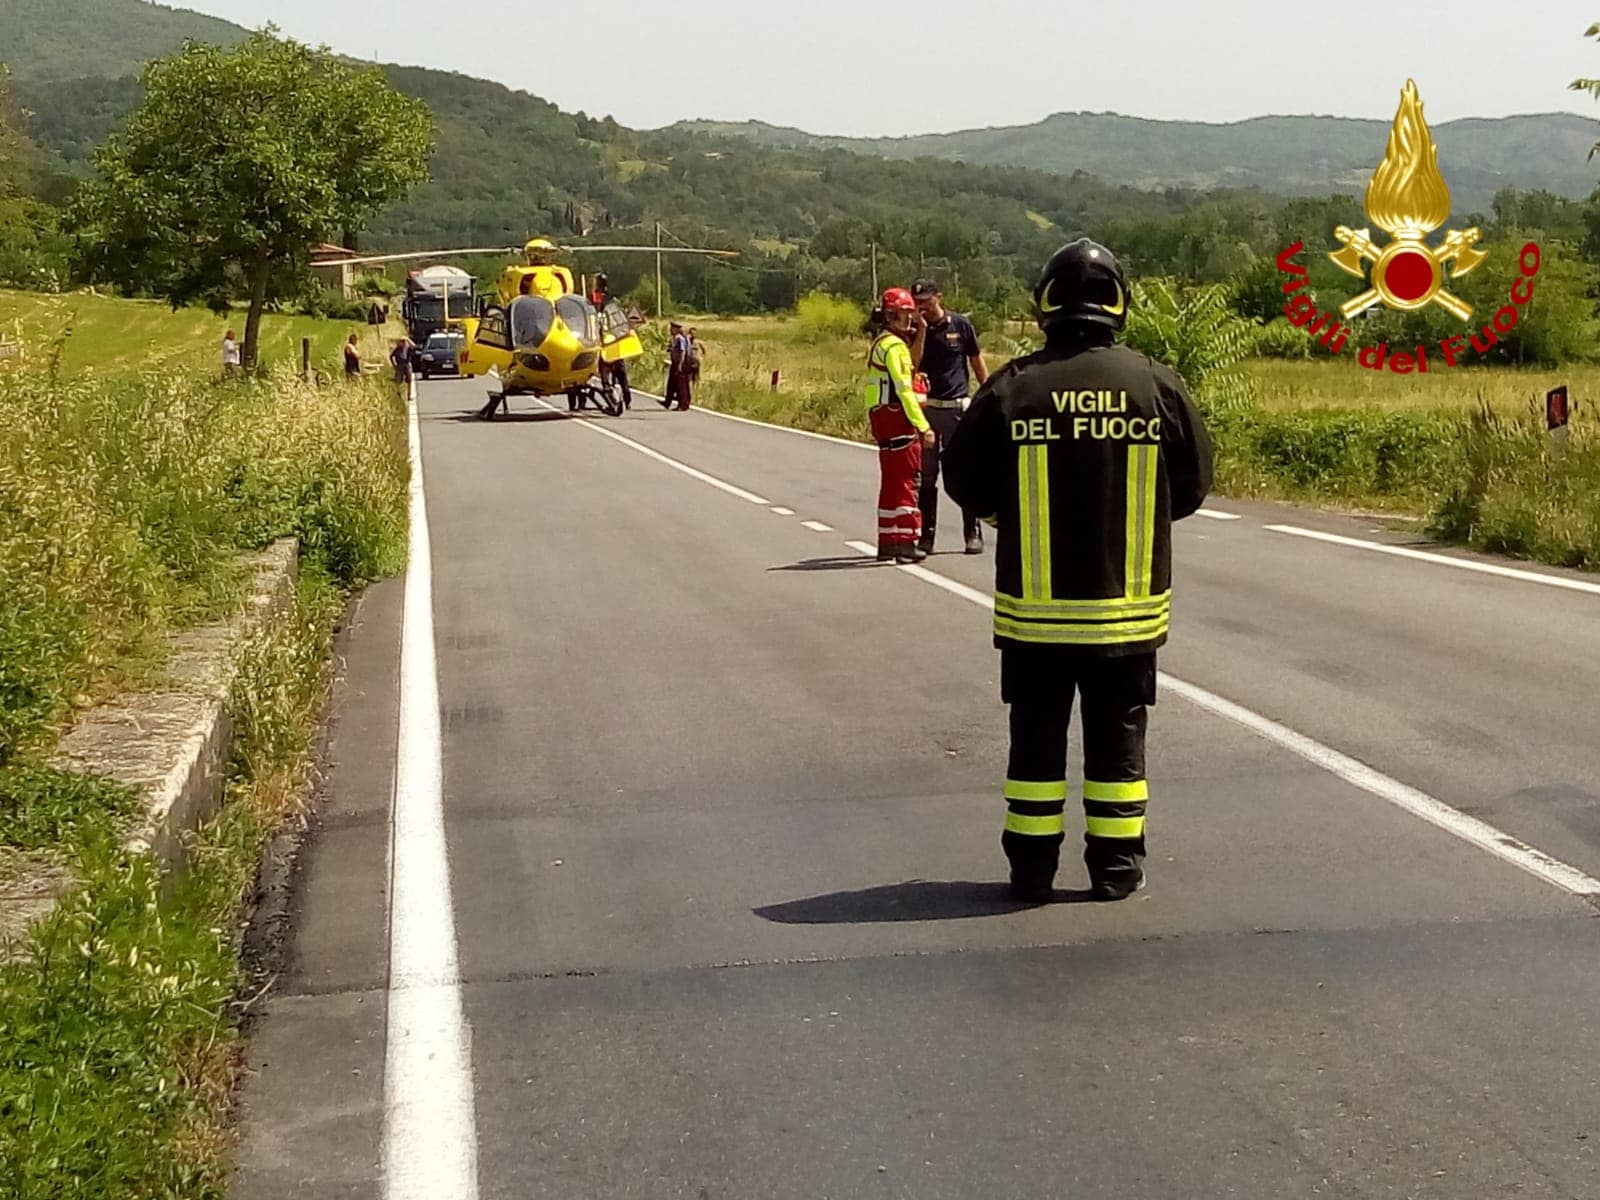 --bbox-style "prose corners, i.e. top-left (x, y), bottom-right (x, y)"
top-left (870, 241), bottom-right (878, 300)
top-left (655, 221), bottom-right (664, 319)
